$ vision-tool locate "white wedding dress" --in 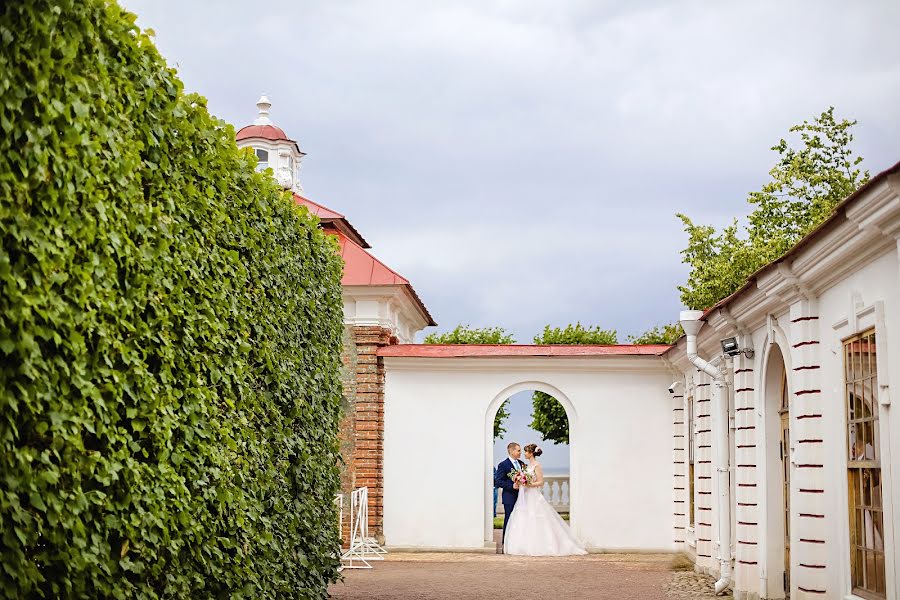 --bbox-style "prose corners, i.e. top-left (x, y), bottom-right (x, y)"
top-left (503, 464), bottom-right (587, 556)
